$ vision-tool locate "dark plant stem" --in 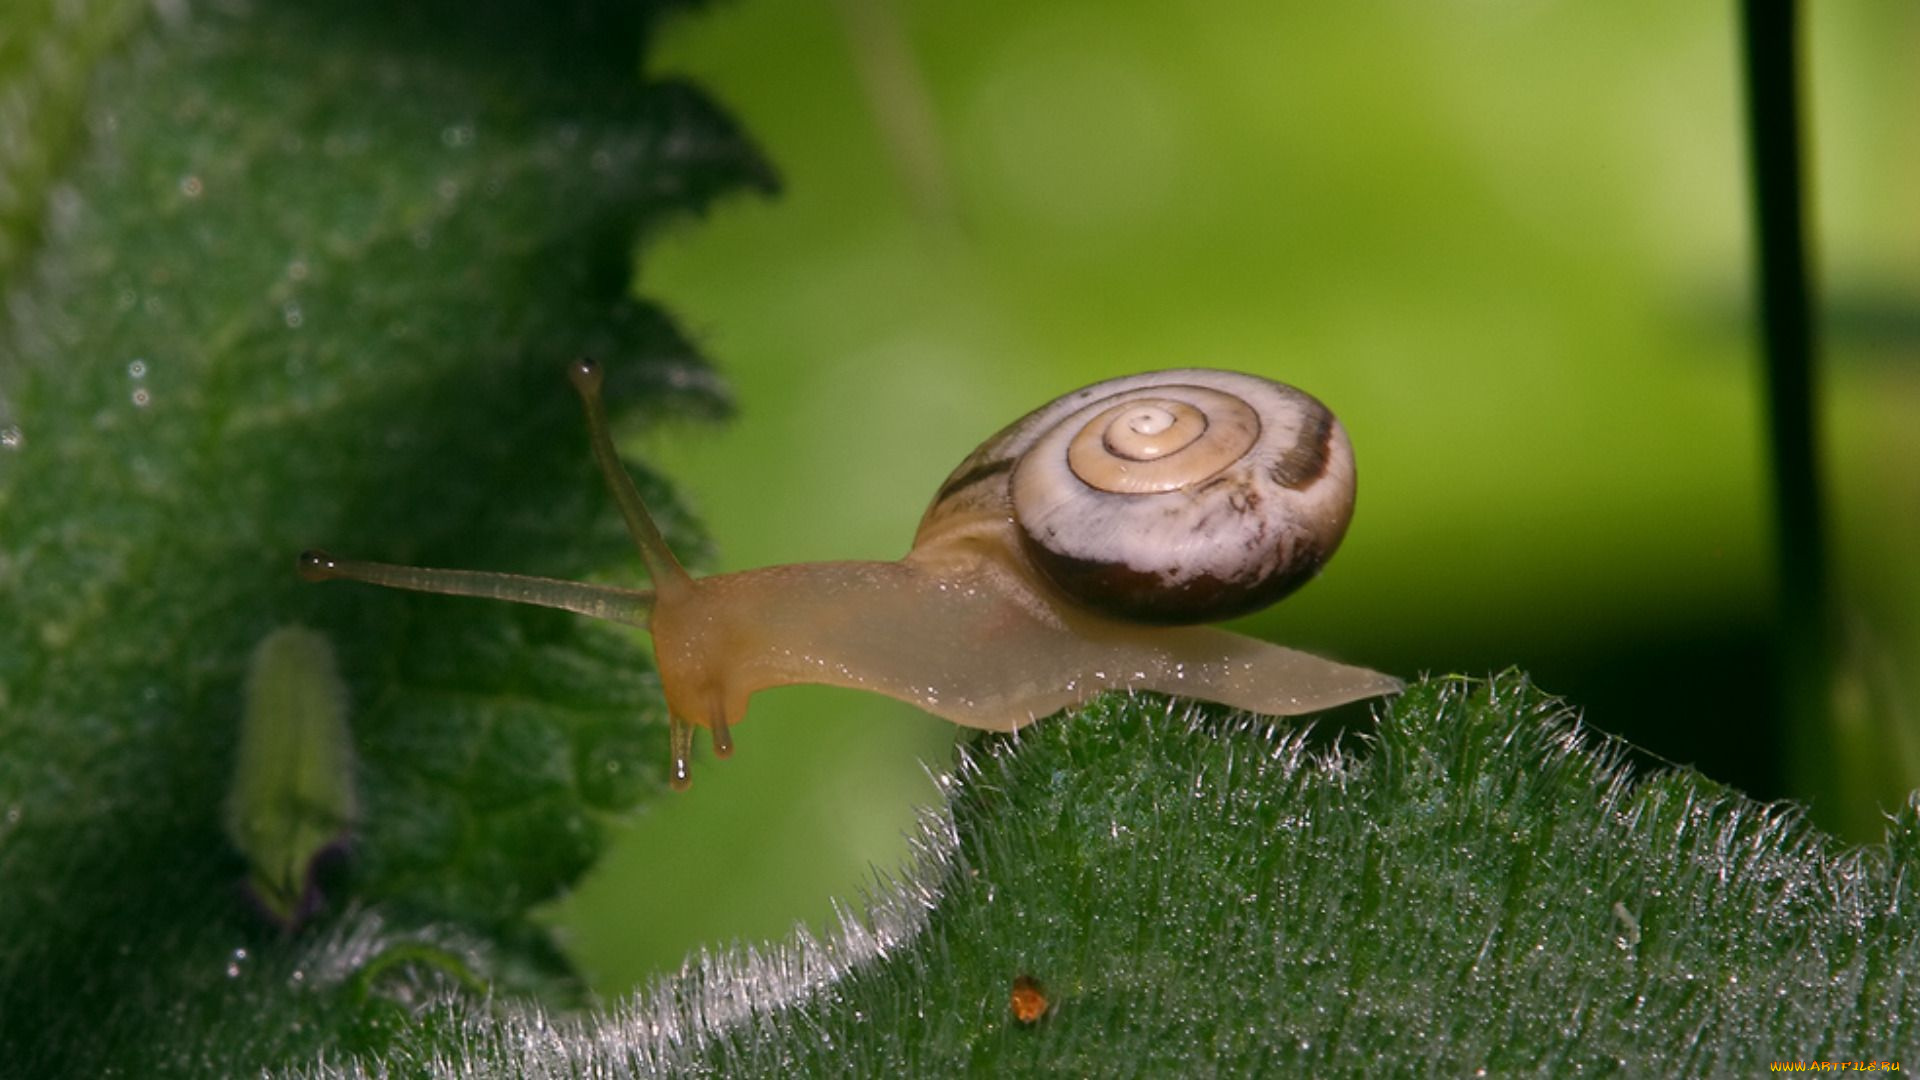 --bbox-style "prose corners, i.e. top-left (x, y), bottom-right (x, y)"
top-left (1737, 0), bottom-right (1829, 797)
